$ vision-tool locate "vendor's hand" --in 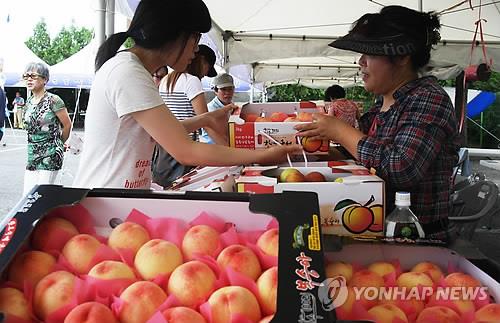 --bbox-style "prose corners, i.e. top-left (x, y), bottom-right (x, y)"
top-left (294, 113), bottom-right (338, 141)
top-left (256, 144), bottom-right (302, 165)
